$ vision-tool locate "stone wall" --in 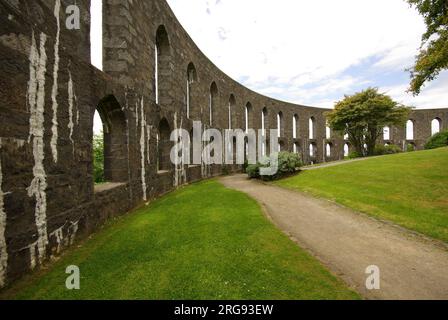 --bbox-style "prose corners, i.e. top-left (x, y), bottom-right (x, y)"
top-left (0, 0), bottom-right (447, 289)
